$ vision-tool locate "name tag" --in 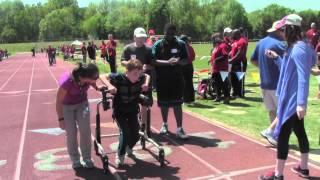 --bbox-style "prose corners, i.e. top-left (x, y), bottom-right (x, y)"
top-left (130, 54), bottom-right (136, 60)
top-left (171, 49), bottom-right (178, 54)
